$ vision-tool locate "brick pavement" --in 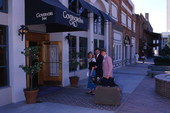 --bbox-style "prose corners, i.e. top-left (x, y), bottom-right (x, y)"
top-left (116, 76), bottom-right (170, 113)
